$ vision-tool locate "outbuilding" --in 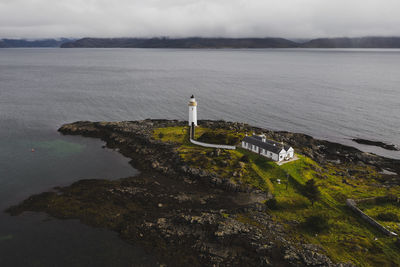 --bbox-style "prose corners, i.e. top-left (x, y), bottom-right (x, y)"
top-left (241, 135), bottom-right (294, 162)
